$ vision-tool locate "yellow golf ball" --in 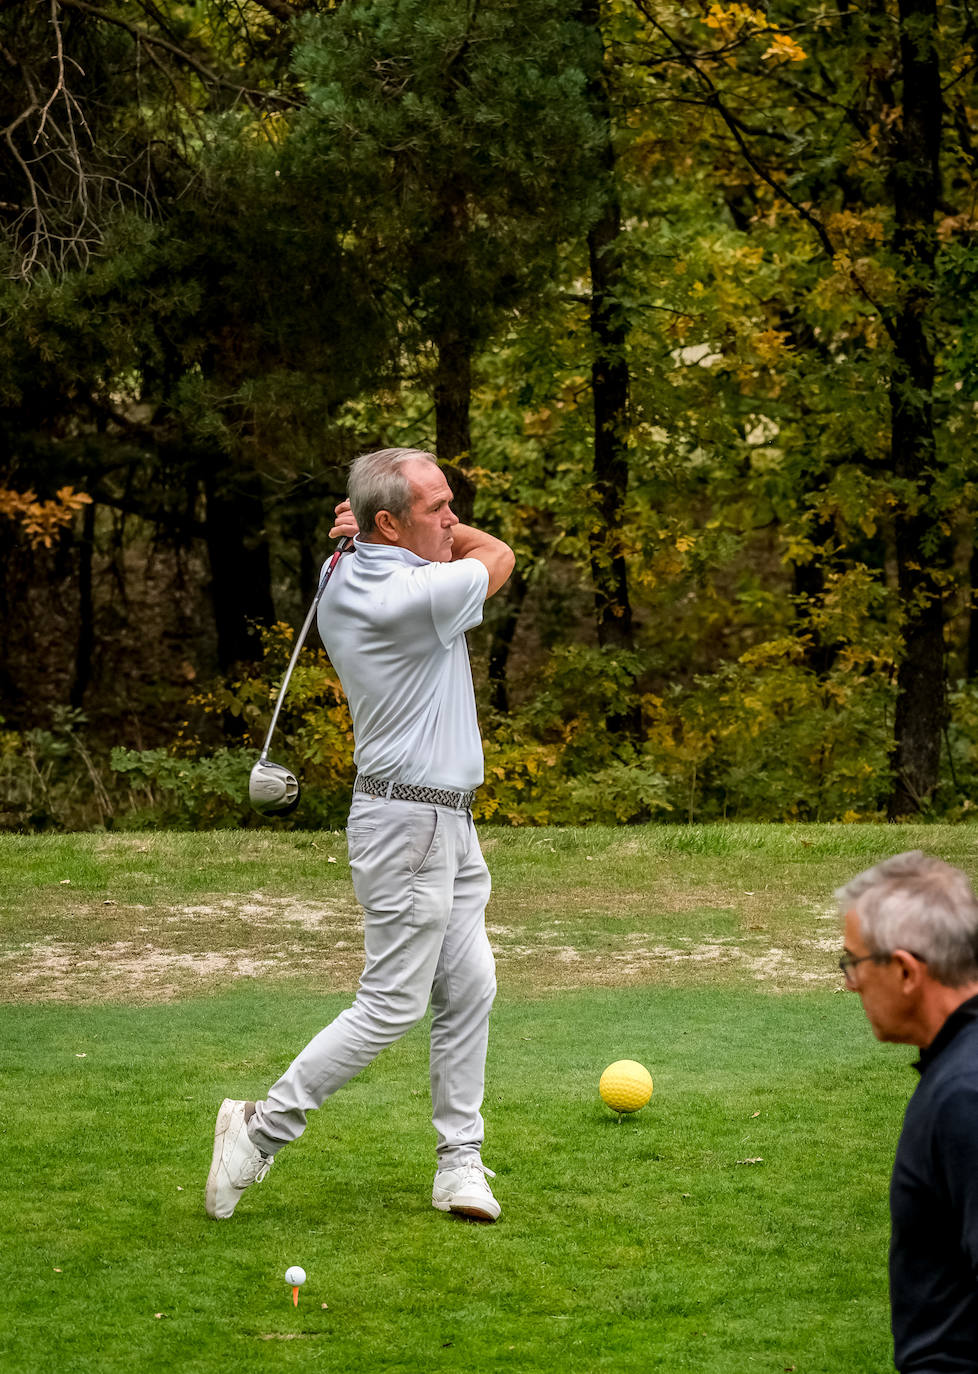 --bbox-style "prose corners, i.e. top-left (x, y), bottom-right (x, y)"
top-left (599, 1059), bottom-right (653, 1114)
